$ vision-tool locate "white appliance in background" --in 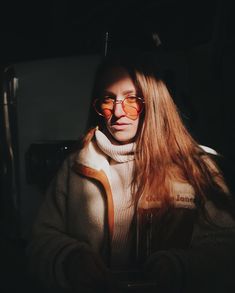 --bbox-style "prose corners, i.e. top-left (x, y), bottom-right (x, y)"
top-left (2, 54), bottom-right (101, 240)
